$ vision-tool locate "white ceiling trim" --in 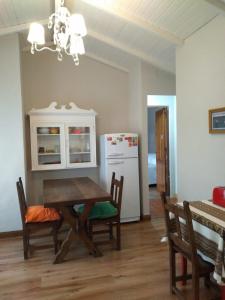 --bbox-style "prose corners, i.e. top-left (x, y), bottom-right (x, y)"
top-left (0, 19), bottom-right (48, 36)
top-left (81, 0), bottom-right (184, 46)
top-left (204, 0), bottom-right (225, 11)
top-left (88, 29), bottom-right (174, 74)
top-left (84, 52), bottom-right (129, 73)
top-left (0, 19), bottom-right (174, 73)
top-left (22, 41), bottom-right (129, 73)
